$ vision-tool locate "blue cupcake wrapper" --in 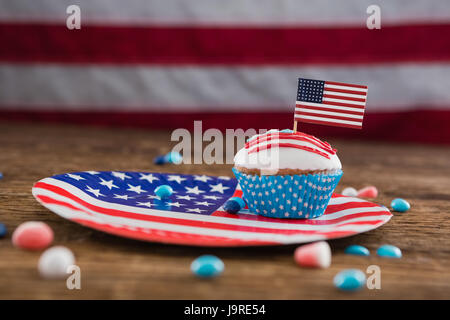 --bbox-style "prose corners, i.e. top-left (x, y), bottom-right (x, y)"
top-left (232, 168), bottom-right (343, 219)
